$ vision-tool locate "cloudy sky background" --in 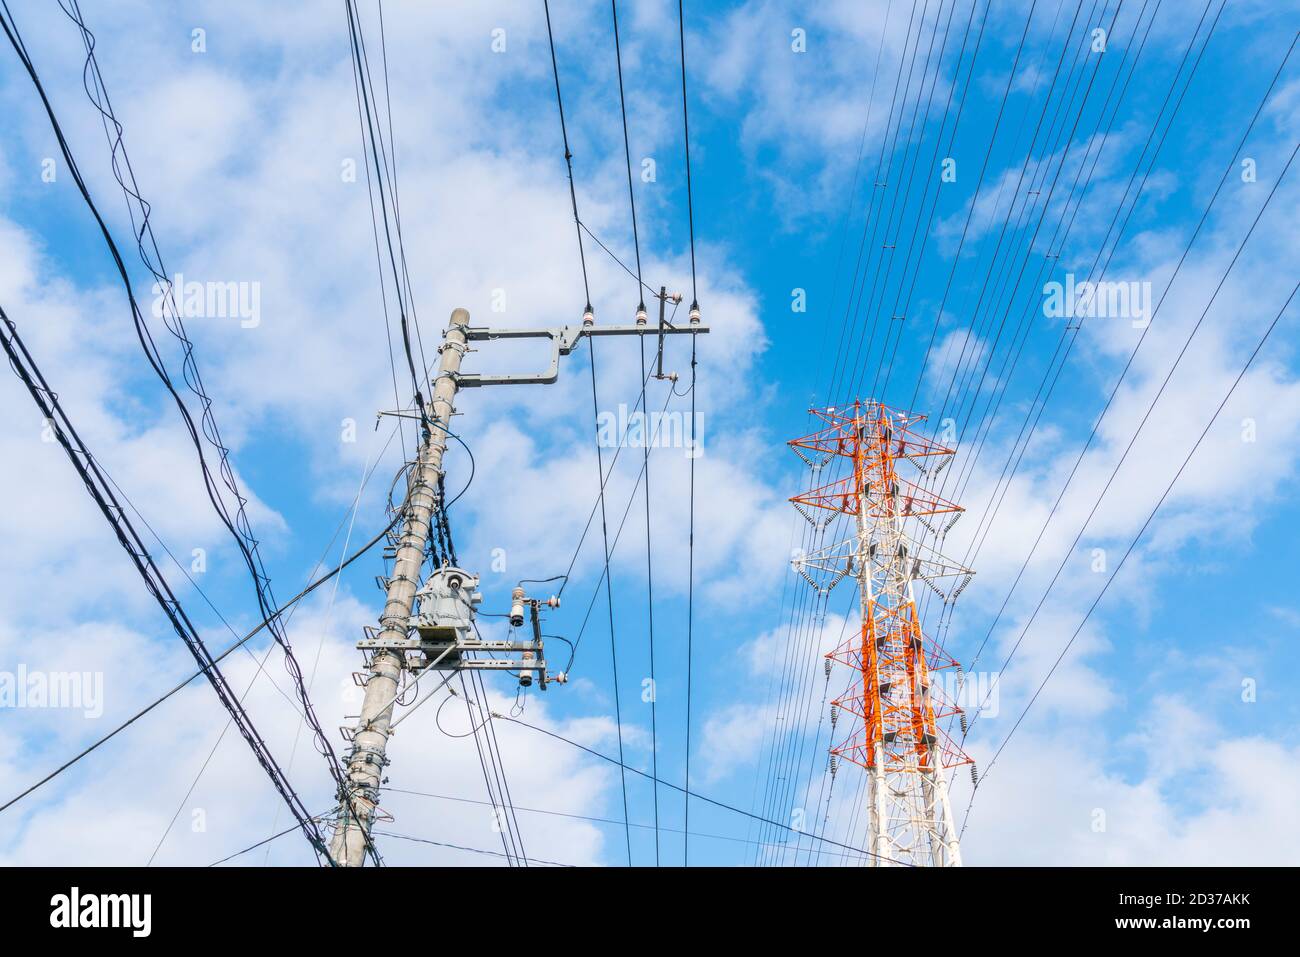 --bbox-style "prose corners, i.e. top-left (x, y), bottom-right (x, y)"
top-left (1, 0), bottom-right (1298, 866)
